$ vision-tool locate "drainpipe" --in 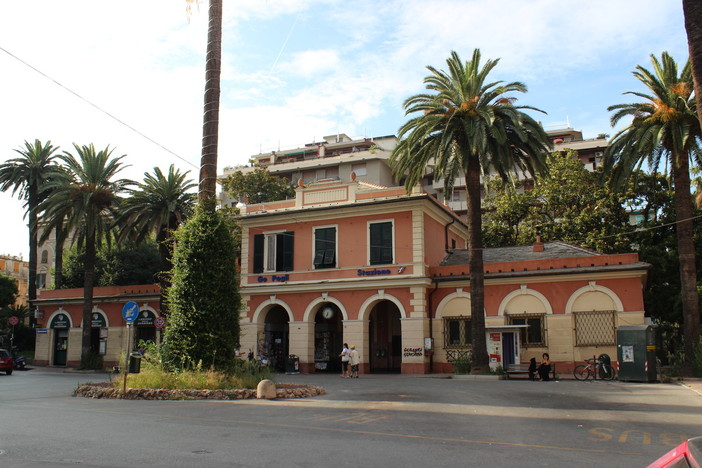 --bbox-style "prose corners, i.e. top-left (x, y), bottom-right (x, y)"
top-left (428, 279), bottom-right (439, 373)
